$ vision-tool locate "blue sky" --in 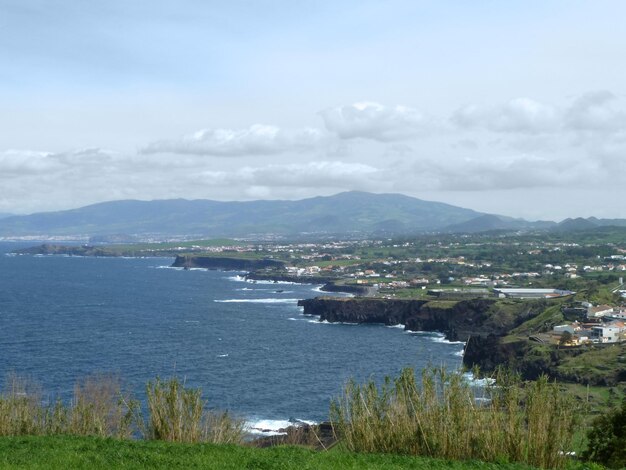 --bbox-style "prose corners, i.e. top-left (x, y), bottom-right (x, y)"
top-left (2, 1), bottom-right (626, 220)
